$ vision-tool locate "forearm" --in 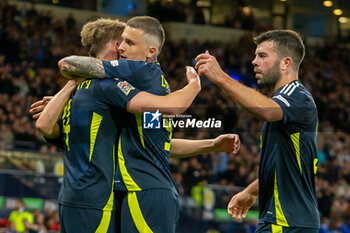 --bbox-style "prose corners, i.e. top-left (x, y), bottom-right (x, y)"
top-left (127, 81), bottom-right (199, 115)
top-left (36, 81), bottom-right (76, 137)
top-left (165, 81), bottom-right (200, 113)
top-left (217, 74), bottom-right (282, 121)
top-left (58, 56), bottom-right (106, 79)
top-left (170, 138), bottom-right (215, 158)
top-left (244, 179), bottom-right (259, 196)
